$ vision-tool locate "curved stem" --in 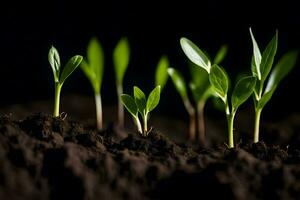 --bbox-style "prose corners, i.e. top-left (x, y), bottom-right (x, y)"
top-left (227, 111), bottom-right (235, 148)
top-left (95, 93), bottom-right (103, 130)
top-left (134, 116), bottom-right (142, 134)
top-left (254, 108), bottom-right (262, 143)
top-left (184, 99), bottom-right (196, 141)
top-left (53, 83), bottom-right (62, 117)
